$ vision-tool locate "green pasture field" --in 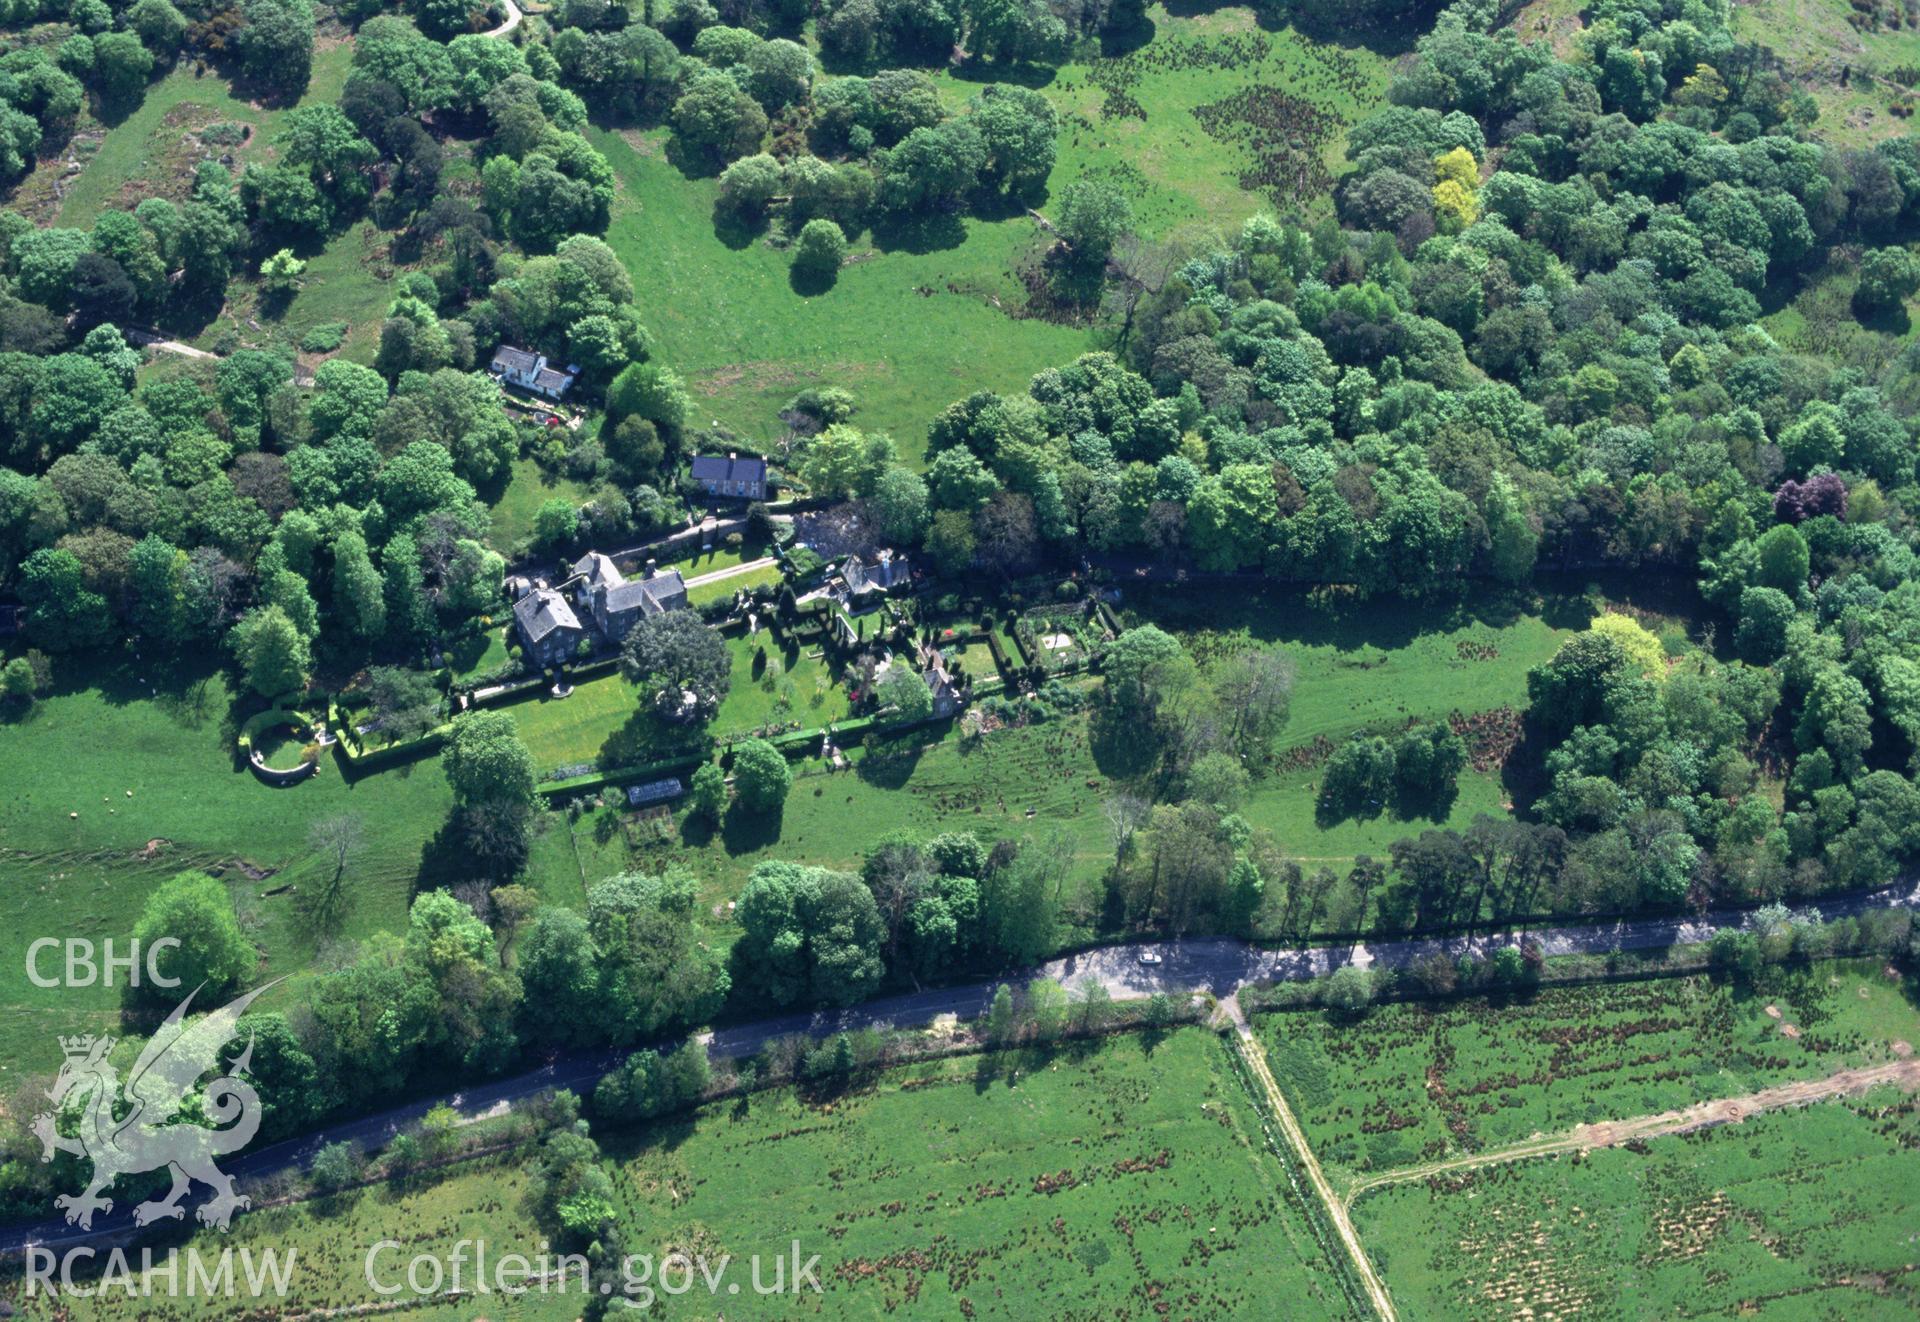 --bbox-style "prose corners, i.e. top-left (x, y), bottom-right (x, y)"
top-left (593, 6), bottom-right (1391, 461)
top-left (590, 124), bottom-right (1088, 467)
top-left (1259, 962), bottom-right (1920, 1182)
top-left (34, 1028), bottom-right (1360, 1320)
top-left (1733, 0), bottom-right (1920, 147)
top-left (1020, 7), bottom-right (1394, 239)
top-left (1116, 583), bottom-right (1585, 754)
top-left (1353, 1088), bottom-right (1920, 1319)
top-left (597, 1027), bottom-right (1357, 1319)
top-left (0, 653), bottom-right (456, 1067)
